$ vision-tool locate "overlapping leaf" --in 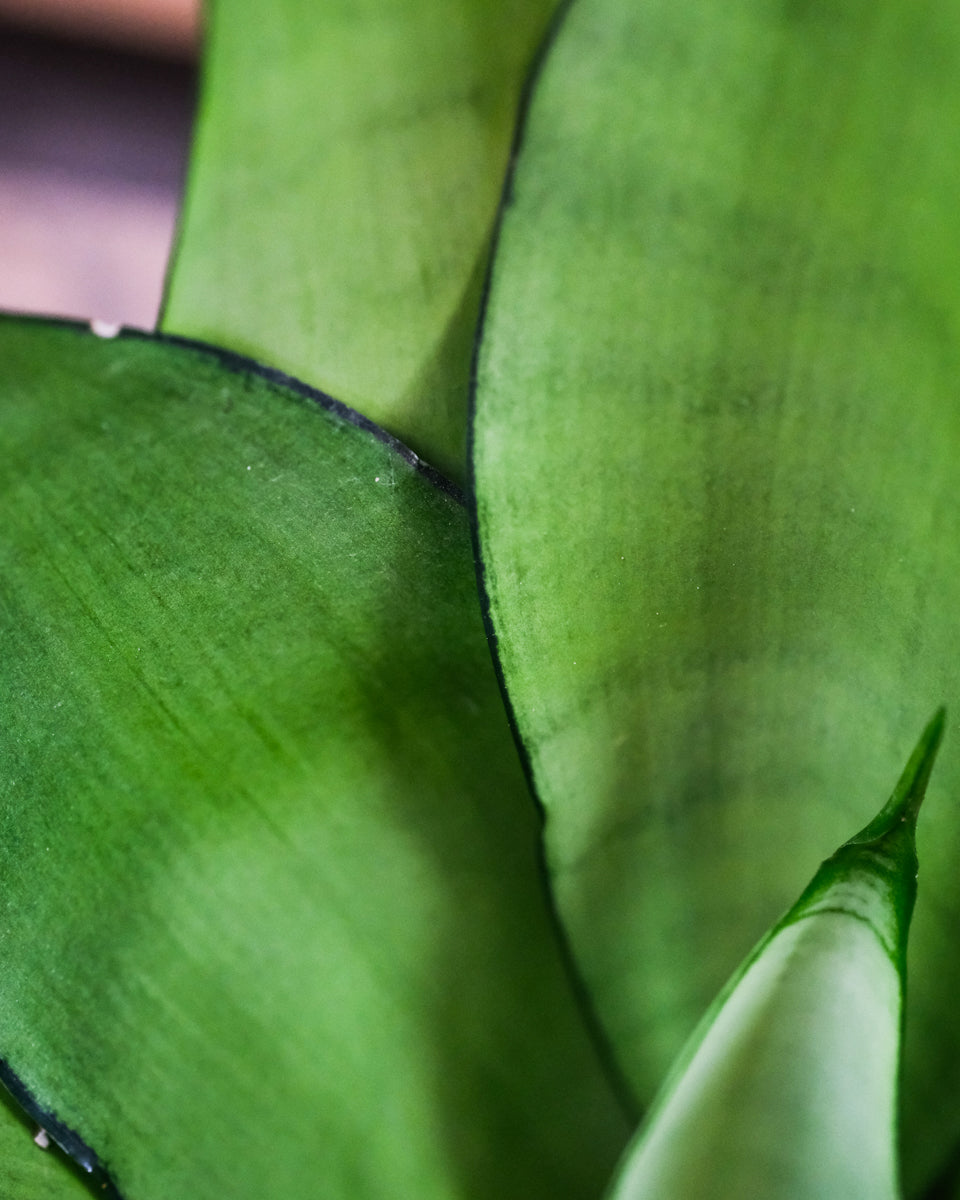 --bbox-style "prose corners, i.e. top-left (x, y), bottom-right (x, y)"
top-left (471, 0), bottom-right (960, 1191)
top-left (0, 317), bottom-right (628, 1199)
top-left (609, 712), bottom-right (942, 1200)
top-left (162, 0), bottom-right (559, 481)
